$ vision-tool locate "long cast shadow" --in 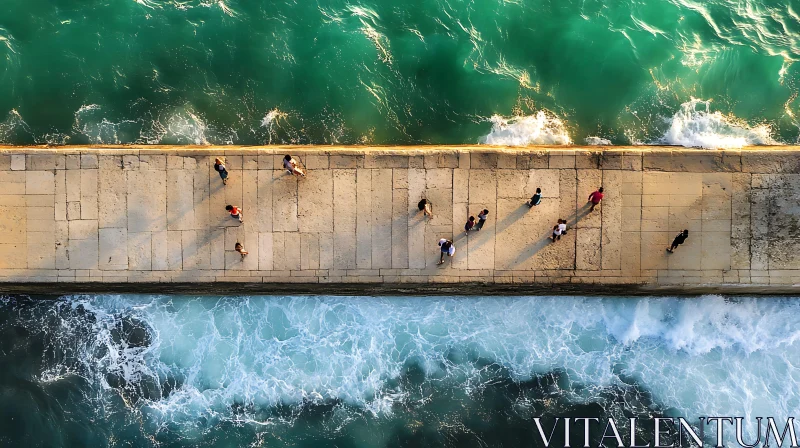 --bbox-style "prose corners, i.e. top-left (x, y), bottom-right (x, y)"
top-left (506, 203), bottom-right (594, 269)
top-left (467, 203), bottom-right (530, 253)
